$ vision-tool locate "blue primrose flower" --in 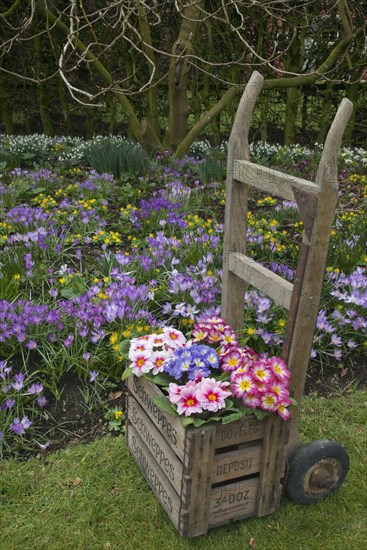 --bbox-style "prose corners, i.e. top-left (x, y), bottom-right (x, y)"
top-left (163, 344), bottom-right (219, 381)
